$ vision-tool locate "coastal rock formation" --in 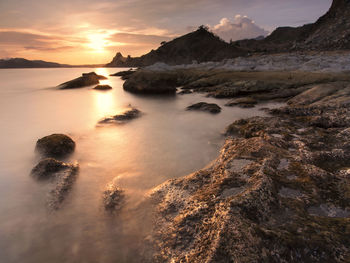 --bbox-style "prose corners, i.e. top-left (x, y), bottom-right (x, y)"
top-left (35, 134), bottom-right (75, 159)
top-left (142, 81), bottom-right (350, 261)
top-left (106, 27), bottom-right (243, 67)
top-left (98, 108), bottom-right (141, 124)
top-left (186, 102), bottom-right (221, 114)
top-left (93, 84), bottom-right (112, 90)
top-left (103, 184), bottom-right (125, 211)
top-left (58, 72), bottom-right (107, 89)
